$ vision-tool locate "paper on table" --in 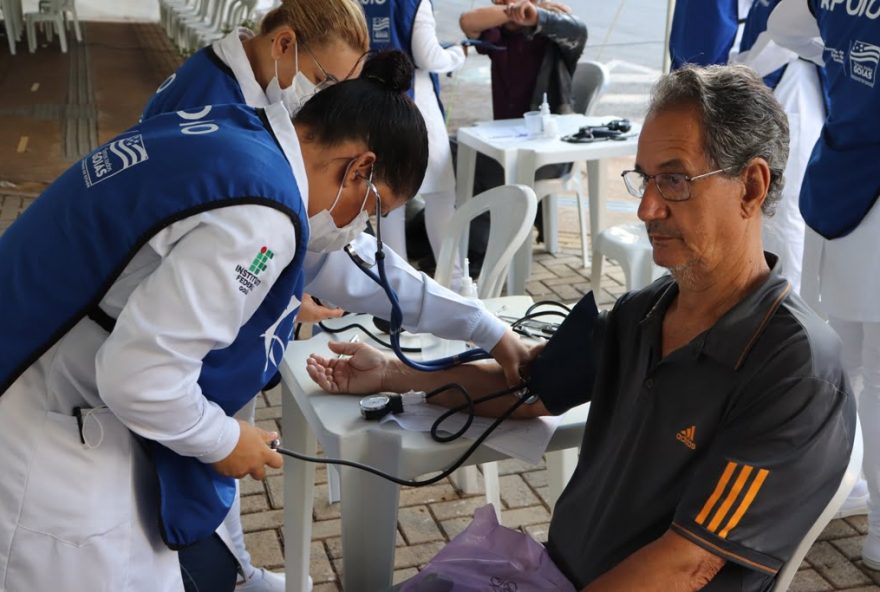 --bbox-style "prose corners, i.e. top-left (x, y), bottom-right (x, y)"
top-left (471, 125), bottom-right (530, 141)
top-left (380, 401), bottom-right (561, 465)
